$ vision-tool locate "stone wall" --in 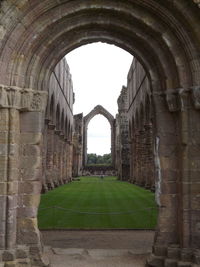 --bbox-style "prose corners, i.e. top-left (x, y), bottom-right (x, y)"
top-left (115, 86), bottom-right (130, 181)
top-left (72, 113), bottom-right (84, 177)
top-left (0, 1), bottom-right (200, 266)
top-left (127, 58), bottom-right (155, 191)
top-left (83, 105), bottom-right (116, 168)
top-left (42, 58), bottom-right (74, 192)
